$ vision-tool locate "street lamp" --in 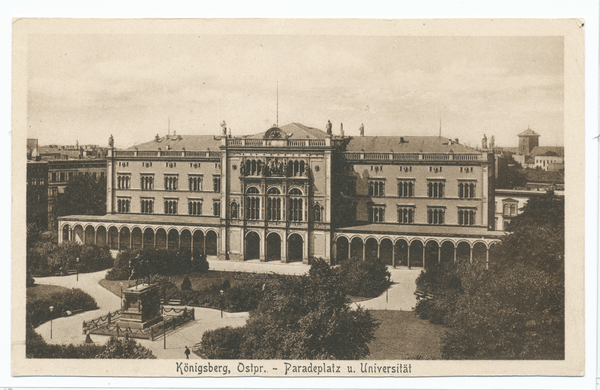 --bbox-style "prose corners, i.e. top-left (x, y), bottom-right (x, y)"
top-left (120, 281), bottom-right (124, 311)
top-left (49, 306), bottom-right (54, 339)
top-left (76, 257), bottom-right (80, 281)
top-left (220, 289), bottom-right (224, 318)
